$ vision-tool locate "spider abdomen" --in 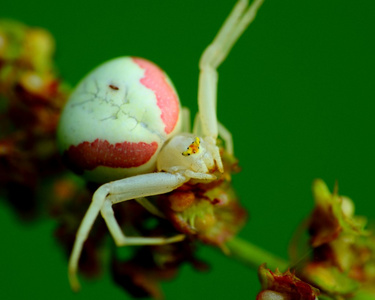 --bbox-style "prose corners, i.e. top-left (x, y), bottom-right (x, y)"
top-left (58, 57), bottom-right (181, 182)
